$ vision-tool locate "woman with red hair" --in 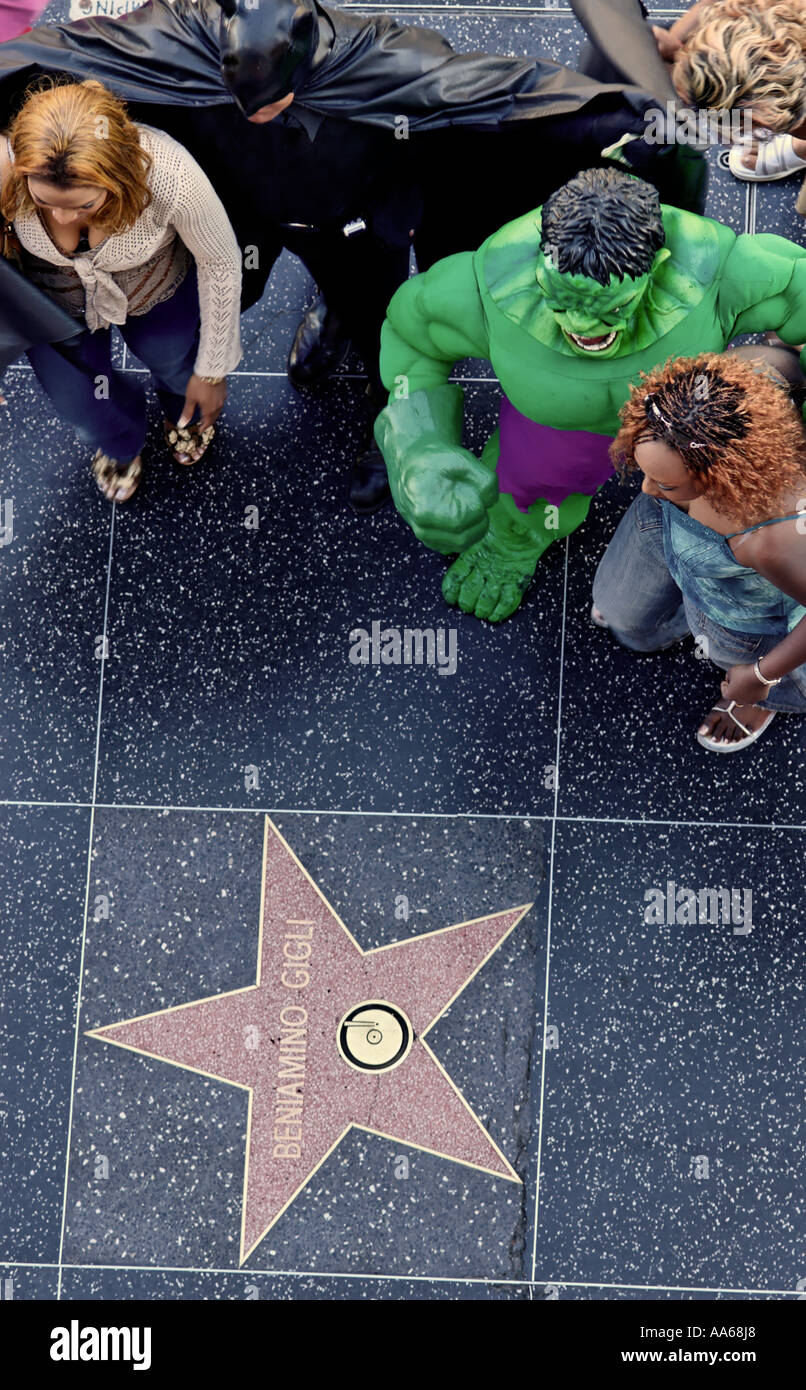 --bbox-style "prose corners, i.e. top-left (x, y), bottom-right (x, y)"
top-left (0, 79), bottom-right (242, 499)
top-left (593, 350), bottom-right (806, 751)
